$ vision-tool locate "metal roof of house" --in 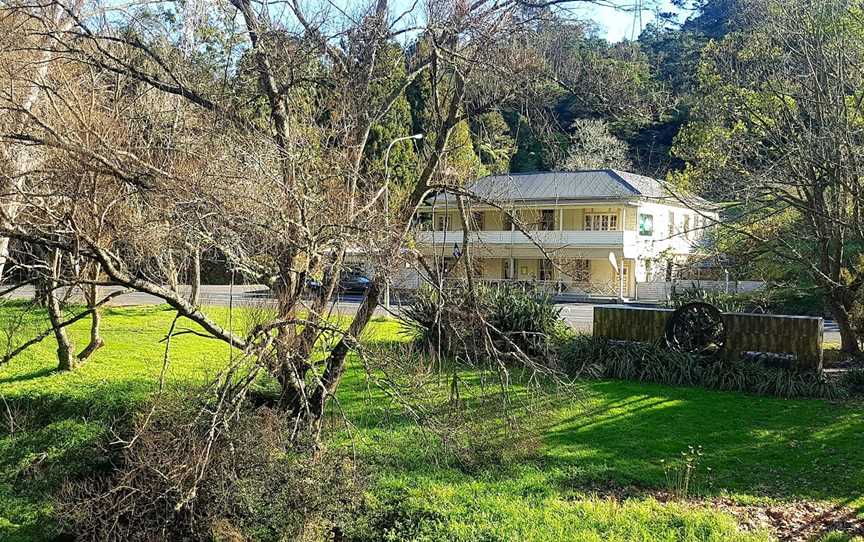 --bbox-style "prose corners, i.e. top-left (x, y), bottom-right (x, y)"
top-left (426, 169), bottom-right (683, 206)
